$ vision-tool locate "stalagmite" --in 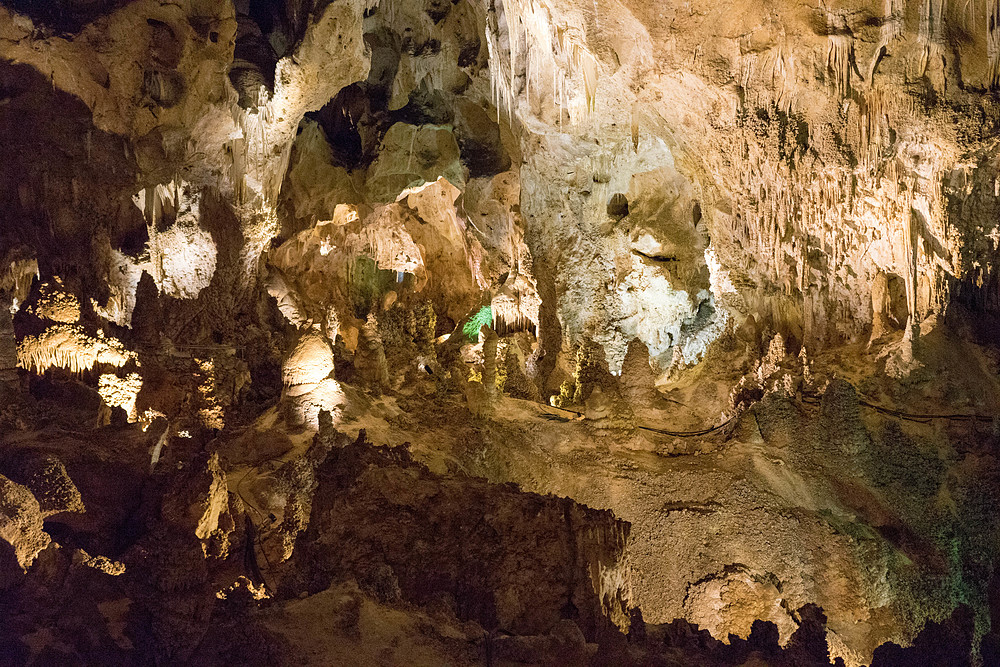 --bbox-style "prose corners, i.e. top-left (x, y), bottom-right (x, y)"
top-left (481, 325), bottom-right (499, 400)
